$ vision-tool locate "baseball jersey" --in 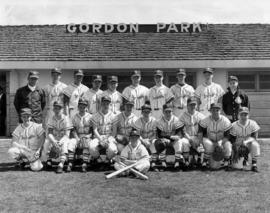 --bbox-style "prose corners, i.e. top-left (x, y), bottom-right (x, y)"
top-left (120, 141), bottom-right (150, 160)
top-left (195, 82), bottom-right (224, 113)
top-left (115, 112), bottom-right (138, 137)
top-left (91, 111), bottom-right (117, 136)
top-left (180, 111), bottom-right (205, 137)
top-left (199, 115), bottom-right (231, 142)
top-left (157, 115), bottom-right (184, 137)
top-left (72, 112), bottom-right (92, 137)
top-left (83, 88), bottom-right (103, 114)
top-left (122, 85), bottom-right (149, 116)
top-left (47, 114), bottom-right (72, 141)
top-left (133, 116), bottom-right (157, 139)
top-left (230, 119), bottom-right (260, 143)
top-left (170, 83), bottom-right (195, 110)
top-left (12, 122), bottom-right (44, 150)
top-left (44, 82), bottom-right (67, 110)
top-left (63, 83), bottom-right (89, 111)
top-left (101, 90), bottom-right (123, 114)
